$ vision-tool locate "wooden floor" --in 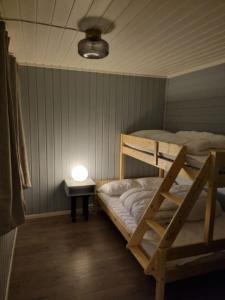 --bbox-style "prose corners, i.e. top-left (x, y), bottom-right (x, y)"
top-left (9, 211), bottom-right (225, 300)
